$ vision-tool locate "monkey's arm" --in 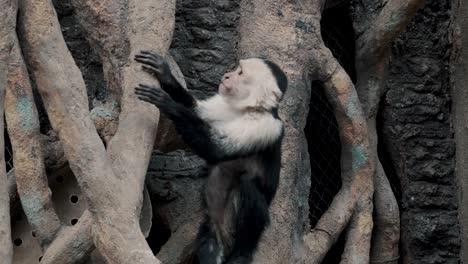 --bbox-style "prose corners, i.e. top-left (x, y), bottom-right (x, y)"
top-left (135, 85), bottom-right (276, 163)
top-left (135, 50), bottom-right (197, 108)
